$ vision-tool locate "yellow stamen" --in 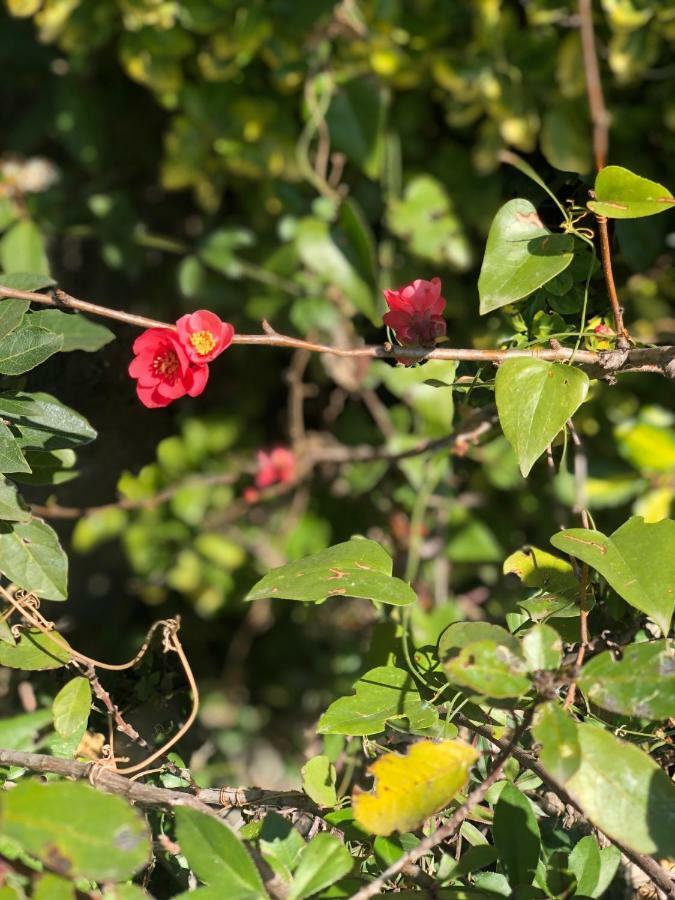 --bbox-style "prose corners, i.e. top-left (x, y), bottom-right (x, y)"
top-left (189, 330), bottom-right (217, 356)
